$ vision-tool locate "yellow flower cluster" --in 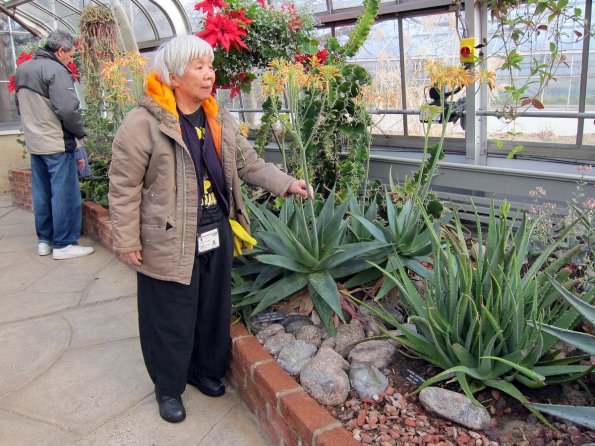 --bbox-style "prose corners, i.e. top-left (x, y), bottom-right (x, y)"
top-left (100, 52), bottom-right (148, 103)
top-left (238, 122), bottom-right (250, 138)
top-left (260, 59), bottom-right (340, 98)
top-left (424, 60), bottom-right (496, 91)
